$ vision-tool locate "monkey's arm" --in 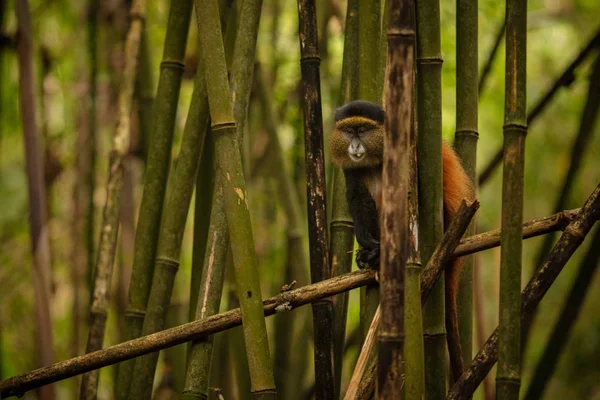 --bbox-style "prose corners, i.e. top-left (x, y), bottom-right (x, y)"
top-left (343, 169), bottom-right (380, 268)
